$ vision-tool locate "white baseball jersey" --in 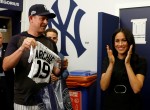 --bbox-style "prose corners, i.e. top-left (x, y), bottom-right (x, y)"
top-left (28, 41), bottom-right (60, 83)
